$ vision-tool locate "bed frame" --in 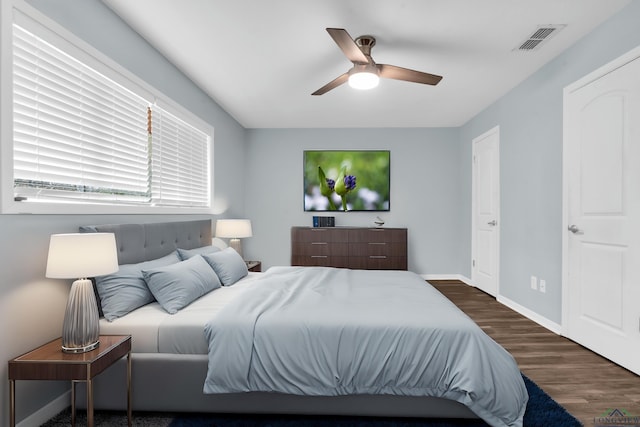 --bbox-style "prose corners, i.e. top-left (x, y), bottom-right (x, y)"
top-left (78, 220), bottom-right (478, 419)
